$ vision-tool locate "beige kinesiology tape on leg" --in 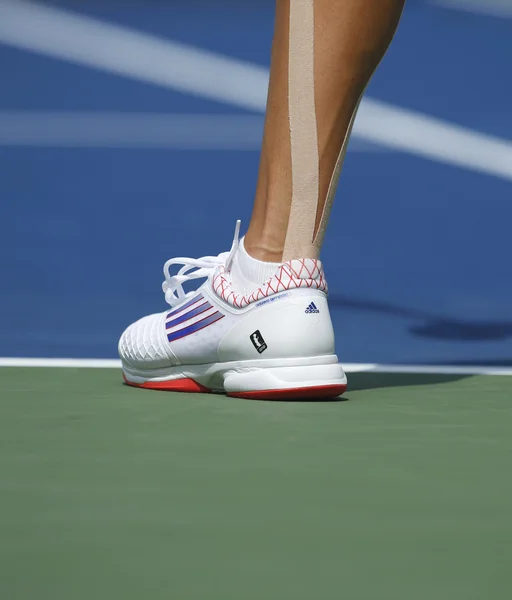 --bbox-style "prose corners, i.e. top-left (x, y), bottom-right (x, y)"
top-left (282, 0), bottom-right (318, 261)
top-left (312, 92), bottom-right (364, 253)
top-left (282, 0), bottom-right (362, 261)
